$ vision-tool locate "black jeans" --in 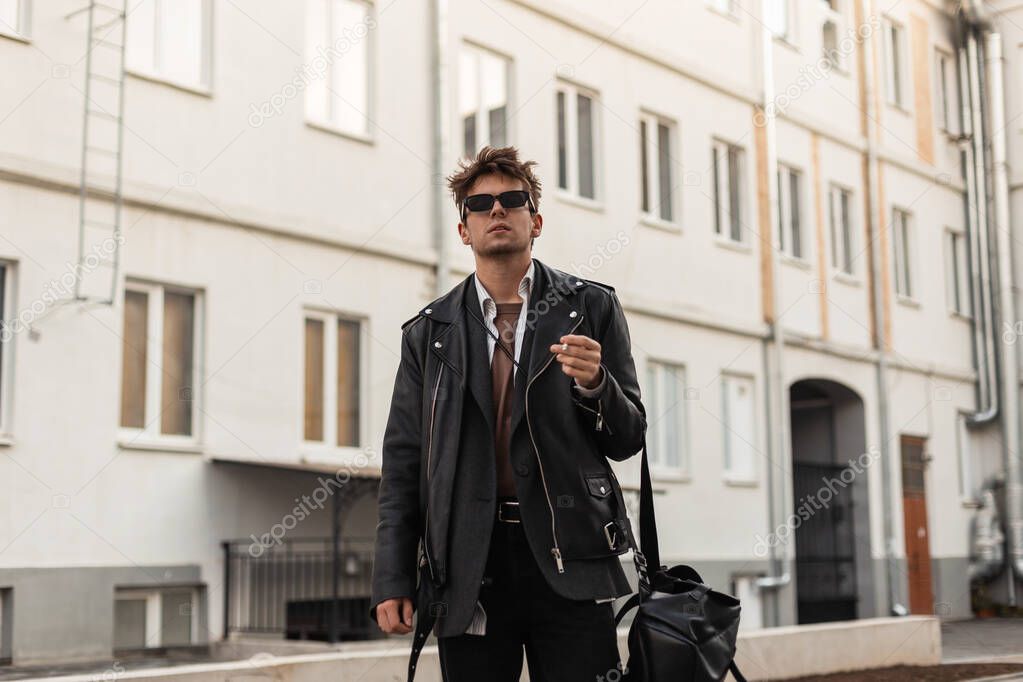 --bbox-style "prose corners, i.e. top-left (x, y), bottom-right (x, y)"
top-left (437, 515), bottom-right (624, 682)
